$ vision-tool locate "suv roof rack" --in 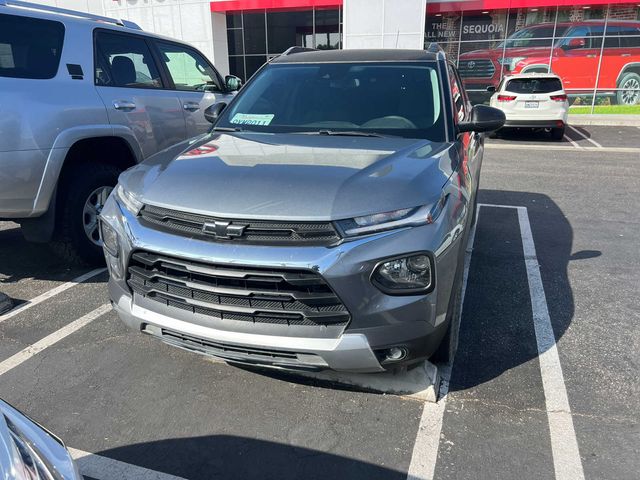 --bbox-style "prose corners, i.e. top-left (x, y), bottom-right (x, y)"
top-left (0, 0), bottom-right (142, 30)
top-left (282, 46), bottom-right (317, 56)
